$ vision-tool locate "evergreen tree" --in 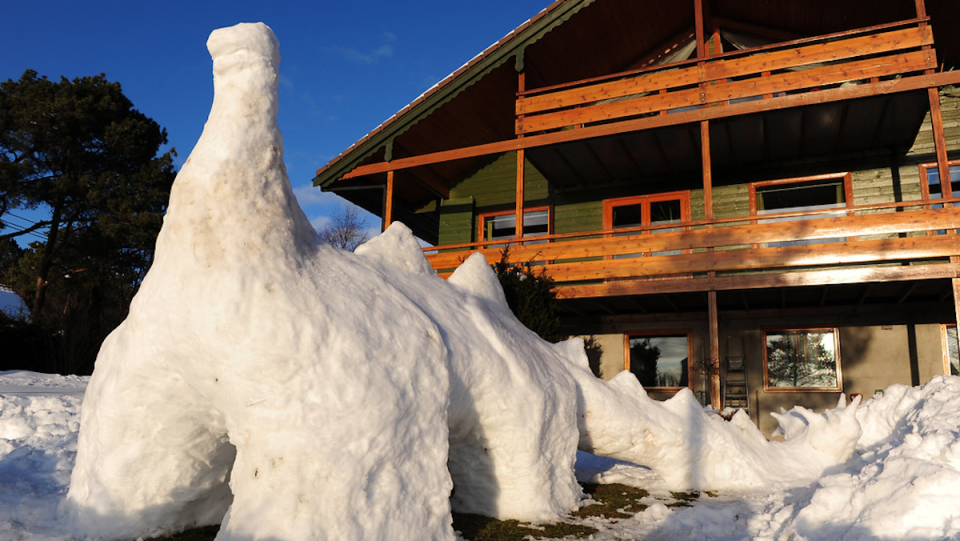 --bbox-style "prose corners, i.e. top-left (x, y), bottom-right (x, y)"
top-left (491, 248), bottom-right (563, 343)
top-left (0, 70), bottom-right (175, 372)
